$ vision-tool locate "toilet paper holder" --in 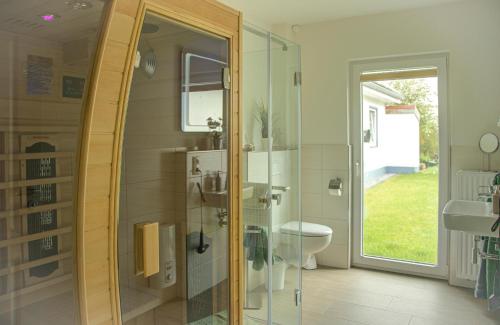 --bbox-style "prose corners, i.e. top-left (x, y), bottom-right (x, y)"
top-left (328, 178), bottom-right (343, 196)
